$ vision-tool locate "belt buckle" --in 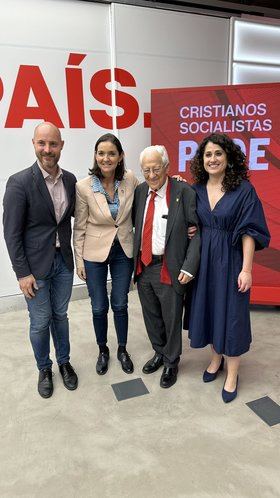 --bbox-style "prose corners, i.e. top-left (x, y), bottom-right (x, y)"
top-left (151, 254), bottom-right (163, 265)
